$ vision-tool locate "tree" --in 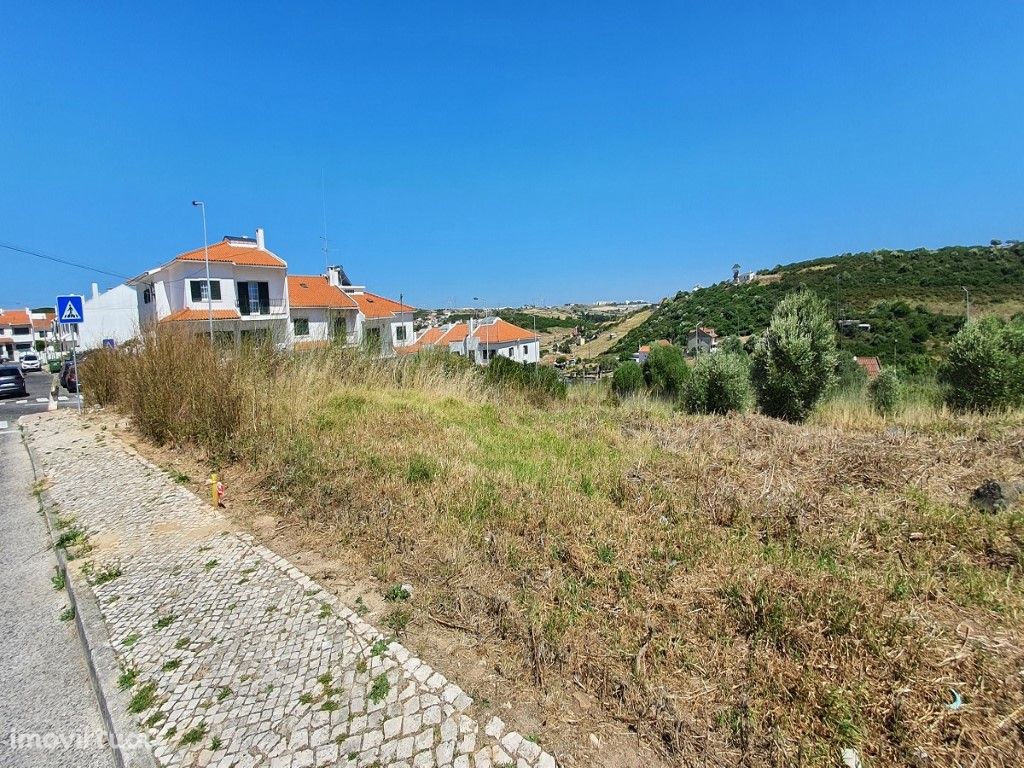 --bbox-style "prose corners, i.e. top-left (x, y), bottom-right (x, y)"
top-left (751, 291), bottom-right (838, 422)
top-left (34, 340), bottom-right (46, 353)
top-left (868, 368), bottom-right (903, 416)
top-left (642, 344), bottom-right (689, 399)
top-left (938, 318), bottom-right (1024, 411)
top-left (612, 361), bottom-right (645, 396)
top-left (681, 353), bottom-right (752, 414)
